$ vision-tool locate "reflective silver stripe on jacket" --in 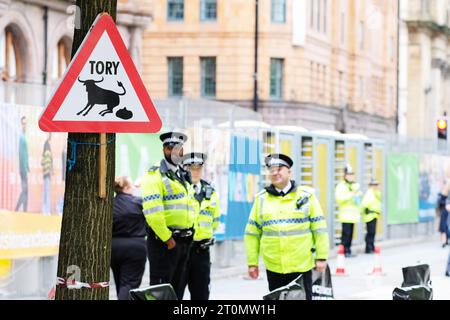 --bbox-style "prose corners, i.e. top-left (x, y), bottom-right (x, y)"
top-left (162, 176), bottom-right (174, 194)
top-left (258, 195), bottom-right (265, 224)
top-left (168, 225), bottom-right (192, 230)
top-left (199, 221), bottom-right (212, 228)
top-left (245, 232), bottom-right (261, 238)
top-left (312, 228), bottom-right (328, 234)
top-left (143, 206), bottom-right (164, 215)
top-left (263, 229), bottom-right (311, 237)
top-left (164, 204), bottom-right (193, 211)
